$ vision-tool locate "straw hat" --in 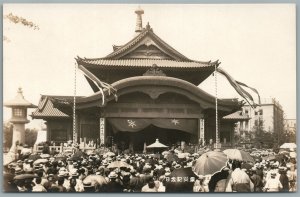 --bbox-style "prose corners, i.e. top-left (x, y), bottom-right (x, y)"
top-left (174, 164), bottom-right (182, 169)
top-left (14, 167), bottom-right (23, 174)
top-left (108, 171), bottom-right (118, 179)
top-left (83, 181), bottom-right (93, 188)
